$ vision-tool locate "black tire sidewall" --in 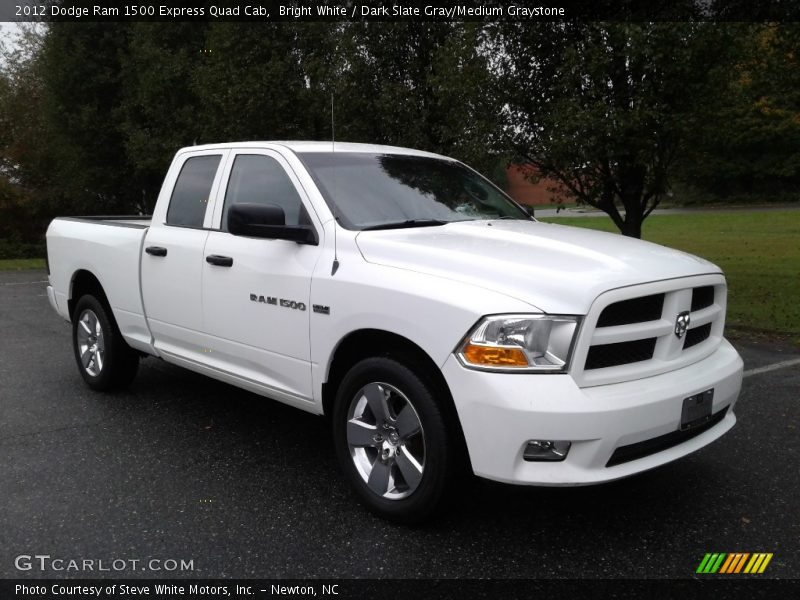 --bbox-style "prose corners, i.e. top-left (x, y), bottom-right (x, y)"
top-left (332, 357), bottom-right (453, 524)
